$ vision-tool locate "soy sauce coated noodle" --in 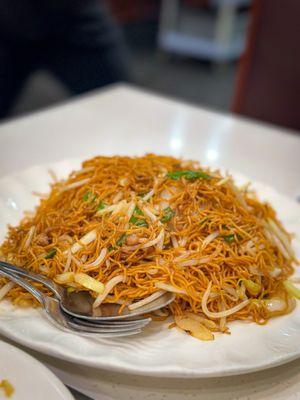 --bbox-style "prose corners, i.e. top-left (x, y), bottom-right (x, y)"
top-left (0, 155), bottom-right (298, 339)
